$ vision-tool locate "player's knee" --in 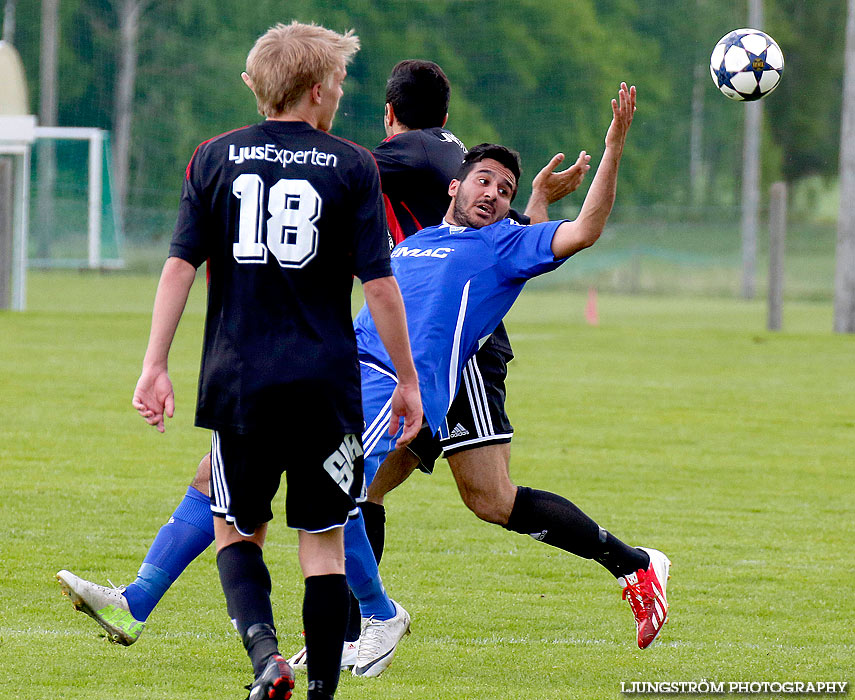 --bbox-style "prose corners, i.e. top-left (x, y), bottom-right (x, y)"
top-left (461, 489), bottom-right (510, 525)
top-left (191, 453), bottom-right (212, 493)
top-left (364, 483), bottom-right (385, 505)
